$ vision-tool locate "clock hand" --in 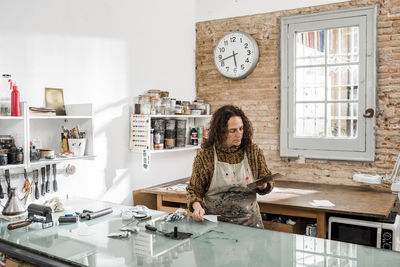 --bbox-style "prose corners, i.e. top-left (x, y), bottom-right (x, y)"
top-left (232, 51), bottom-right (237, 67)
top-left (220, 52), bottom-right (238, 62)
